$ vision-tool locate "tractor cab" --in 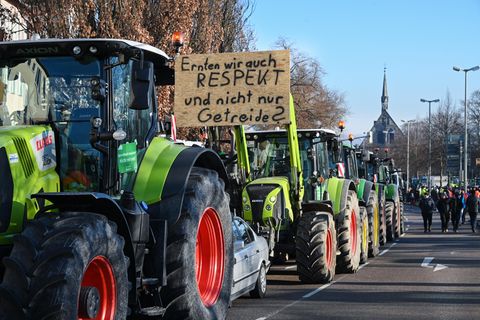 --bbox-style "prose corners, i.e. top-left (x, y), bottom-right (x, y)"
top-left (0, 38), bottom-right (173, 195)
top-left (341, 143), bottom-right (360, 181)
